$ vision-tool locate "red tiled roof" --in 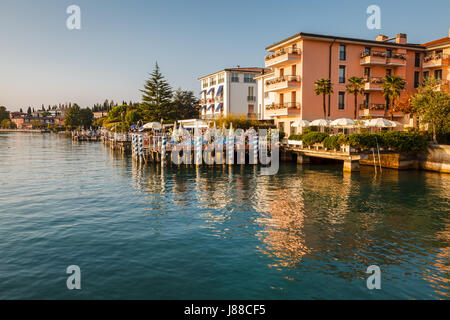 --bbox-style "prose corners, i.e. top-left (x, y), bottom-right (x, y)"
top-left (422, 37), bottom-right (450, 47)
